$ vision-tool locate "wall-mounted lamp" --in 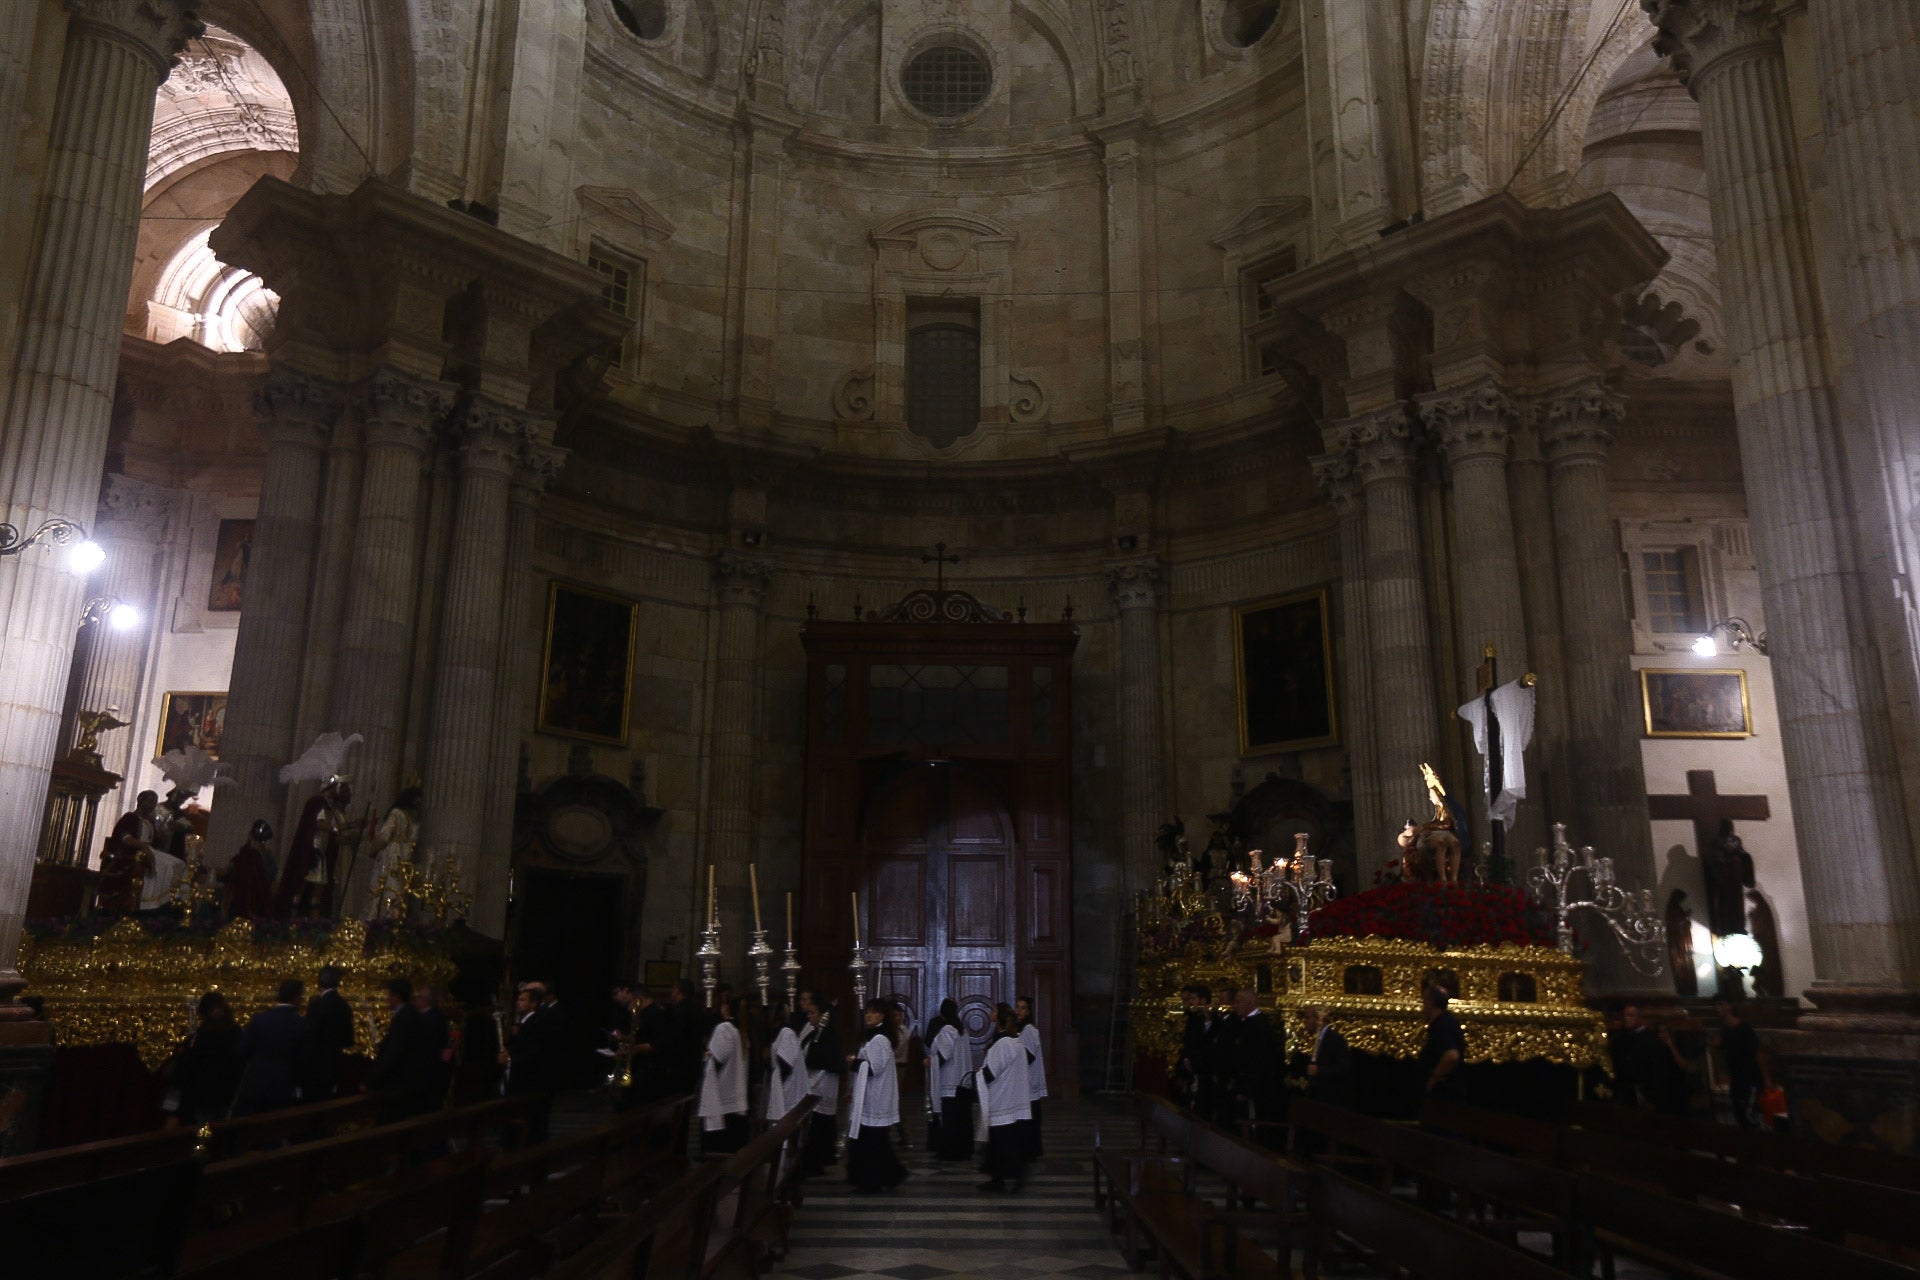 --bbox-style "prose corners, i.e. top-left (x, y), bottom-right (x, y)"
top-left (80, 595), bottom-right (140, 631)
top-left (1692, 617), bottom-right (1767, 658)
top-left (0, 517), bottom-right (101, 574)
